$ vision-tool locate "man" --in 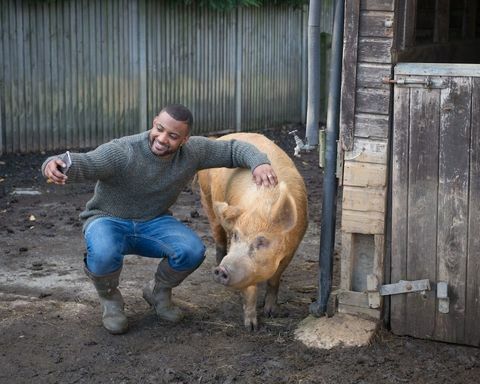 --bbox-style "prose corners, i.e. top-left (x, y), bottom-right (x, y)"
top-left (42, 104), bottom-right (278, 335)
